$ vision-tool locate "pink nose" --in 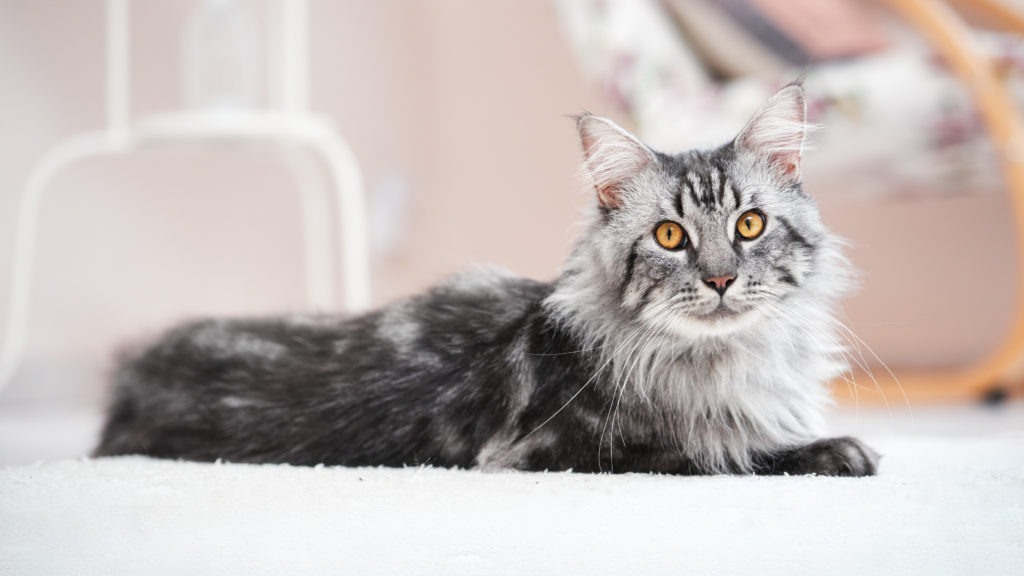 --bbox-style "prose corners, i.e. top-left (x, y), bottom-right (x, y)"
top-left (703, 275), bottom-right (736, 296)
